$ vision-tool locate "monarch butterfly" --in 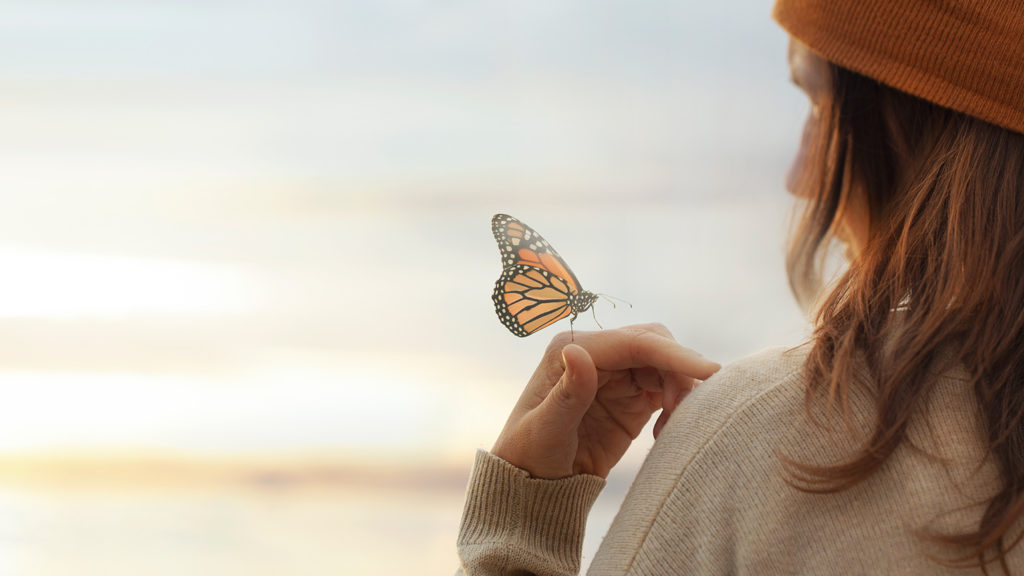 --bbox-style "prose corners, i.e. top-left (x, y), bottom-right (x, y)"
top-left (491, 213), bottom-right (600, 337)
